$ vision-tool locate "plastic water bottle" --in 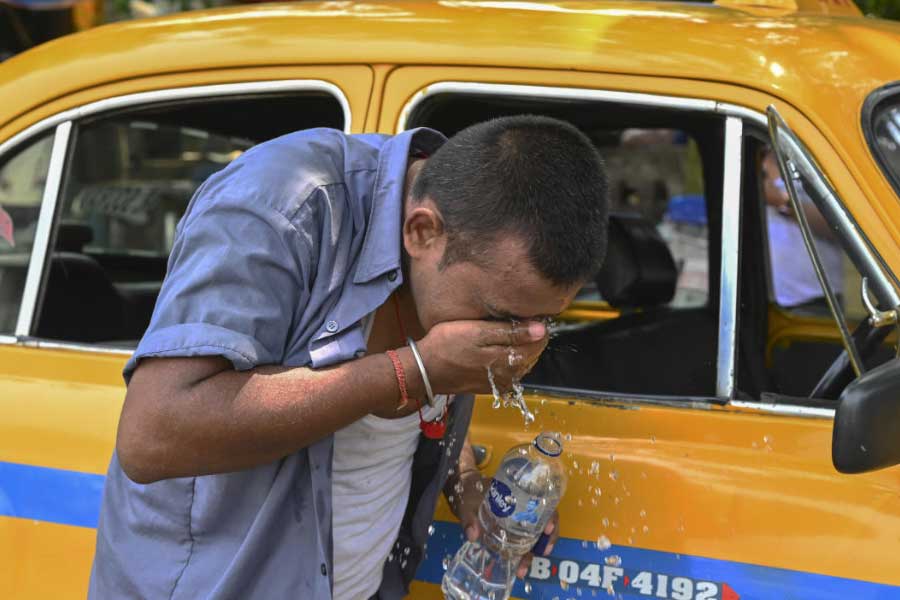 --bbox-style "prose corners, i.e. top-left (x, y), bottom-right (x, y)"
top-left (442, 432), bottom-right (567, 600)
